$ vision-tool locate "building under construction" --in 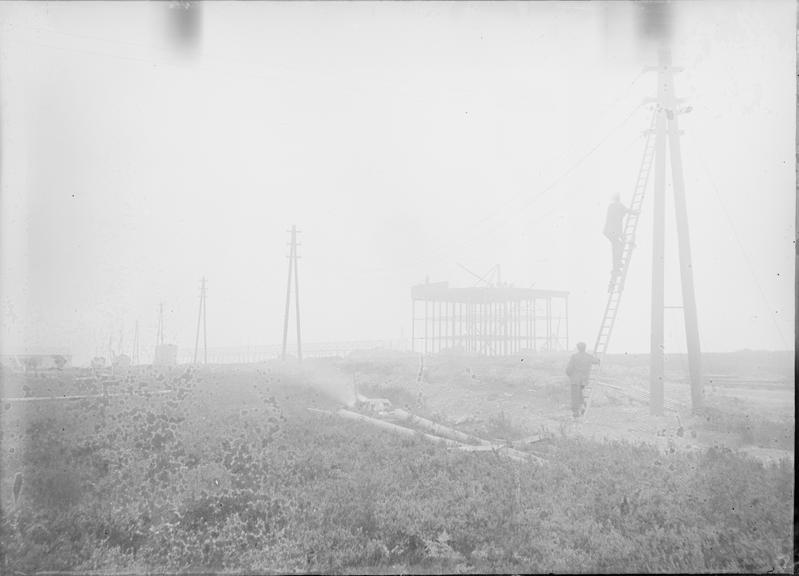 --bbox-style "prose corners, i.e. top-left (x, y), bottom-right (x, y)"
top-left (411, 281), bottom-right (568, 356)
